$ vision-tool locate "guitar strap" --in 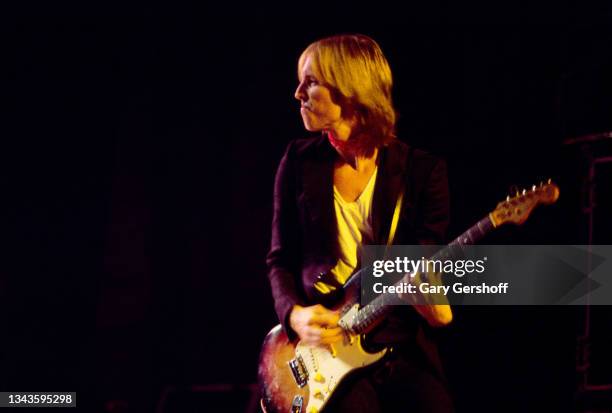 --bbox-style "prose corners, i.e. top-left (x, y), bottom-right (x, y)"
top-left (386, 189), bottom-right (404, 246)
top-left (385, 146), bottom-right (411, 247)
